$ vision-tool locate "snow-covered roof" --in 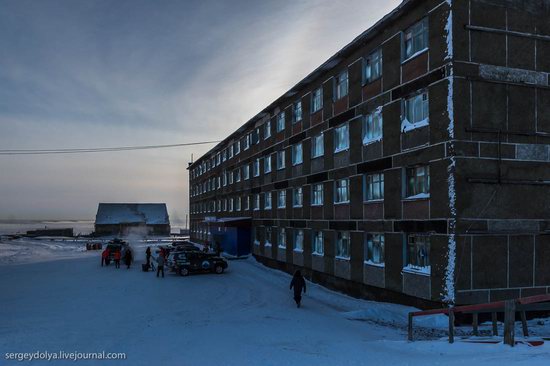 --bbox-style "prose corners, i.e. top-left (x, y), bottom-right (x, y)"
top-left (95, 203), bottom-right (170, 225)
